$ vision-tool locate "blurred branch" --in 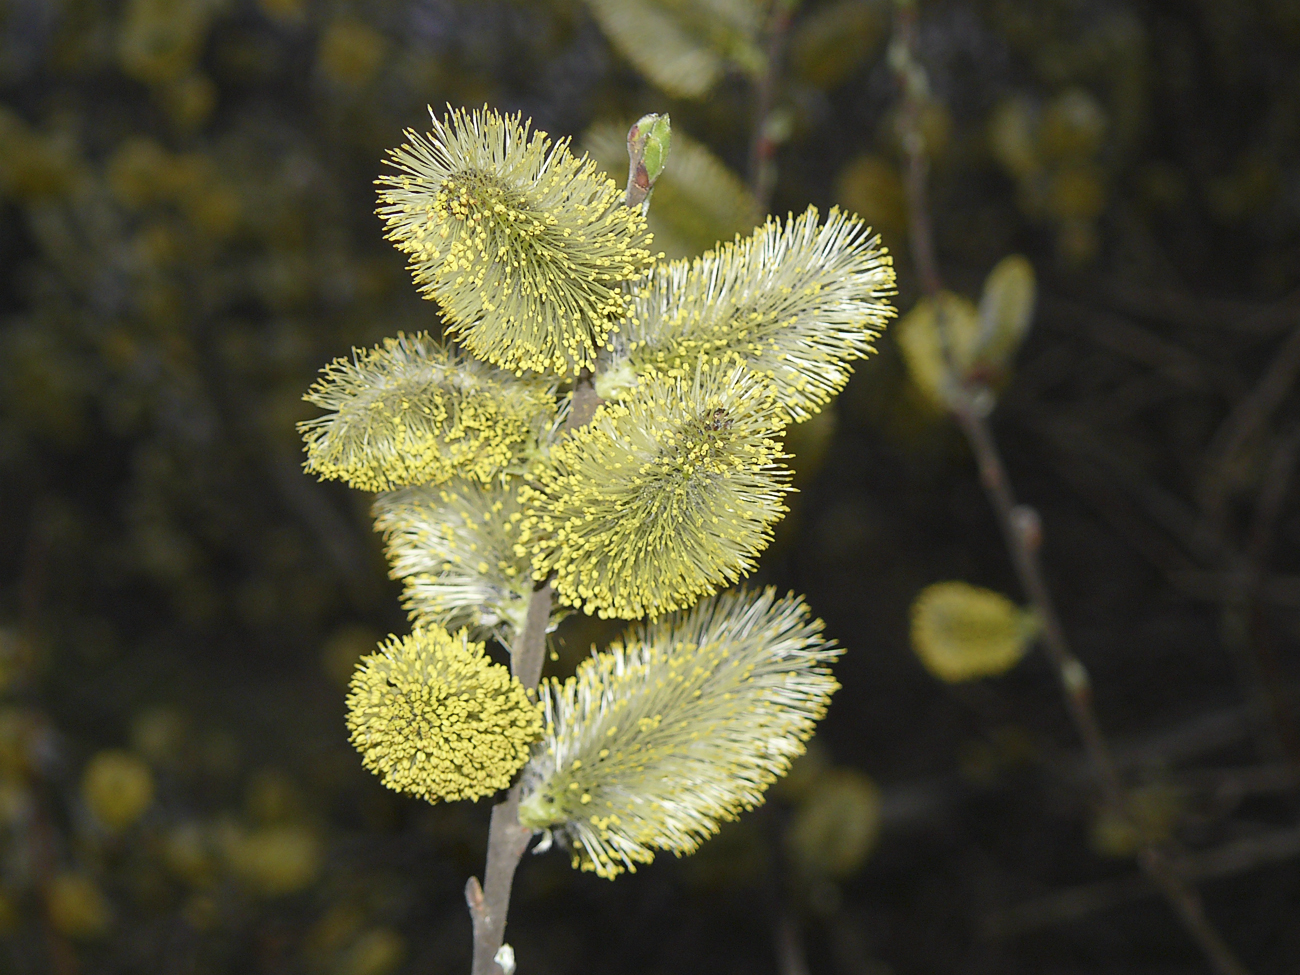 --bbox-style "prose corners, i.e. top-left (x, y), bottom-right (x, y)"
top-left (774, 905), bottom-right (811, 975)
top-left (1178, 763), bottom-right (1299, 803)
top-left (267, 454), bottom-right (381, 607)
top-left (749, 0), bottom-right (796, 212)
top-left (1026, 413), bottom-right (1226, 565)
top-left (1246, 422), bottom-right (1300, 568)
top-left (954, 404), bottom-right (1251, 975)
top-left (1031, 432), bottom-right (1200, 574)
top-left (877, 706), bottom-right (1255, 837)
top-left (891, 5), bottom-right (941, 301)
top-left (891, 7), bottom-right (1252, 973)
top-left (1040, 298), bottom-right (1223, 394)
top-left (1020, 294), bottom-right (1300, 776)
top-left (1226, 423), bottom-right (1300, 776)
top-left (1172, 571), bottom-right (1300, 607)
top-left (1097, 283), bottom-right (1300, 337)
top-left (760, 806), bottom-right (812, 975)
top-left (1199, 322), bottom-right (1300, 524)
top-left (982, 825), bottom-right (1300, 939)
